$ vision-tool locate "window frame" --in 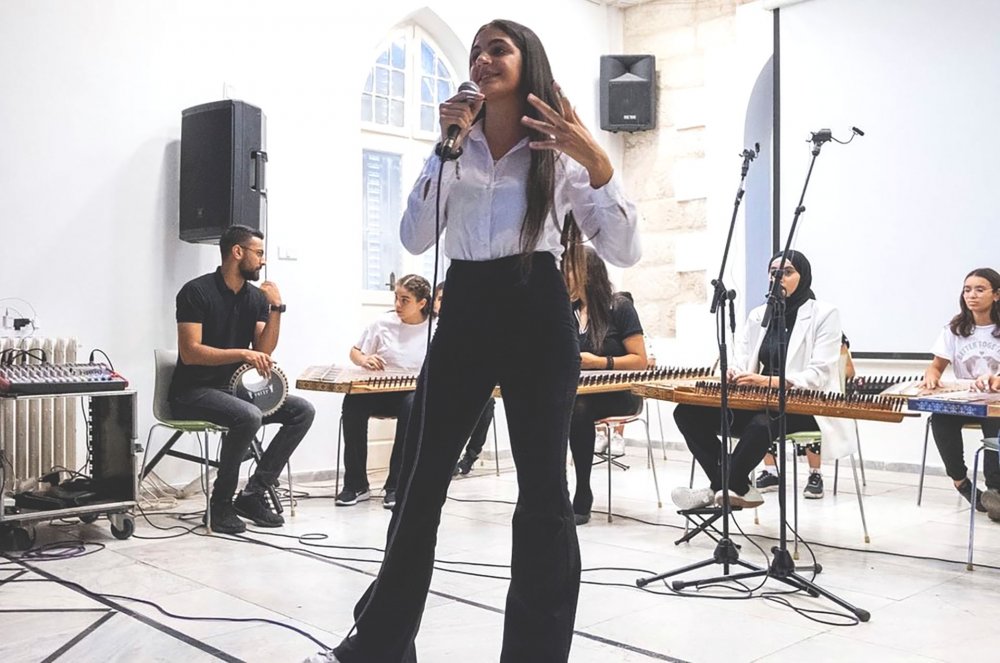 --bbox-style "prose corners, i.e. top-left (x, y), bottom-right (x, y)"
top-left (359, 24), bottom-right (461, 304)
